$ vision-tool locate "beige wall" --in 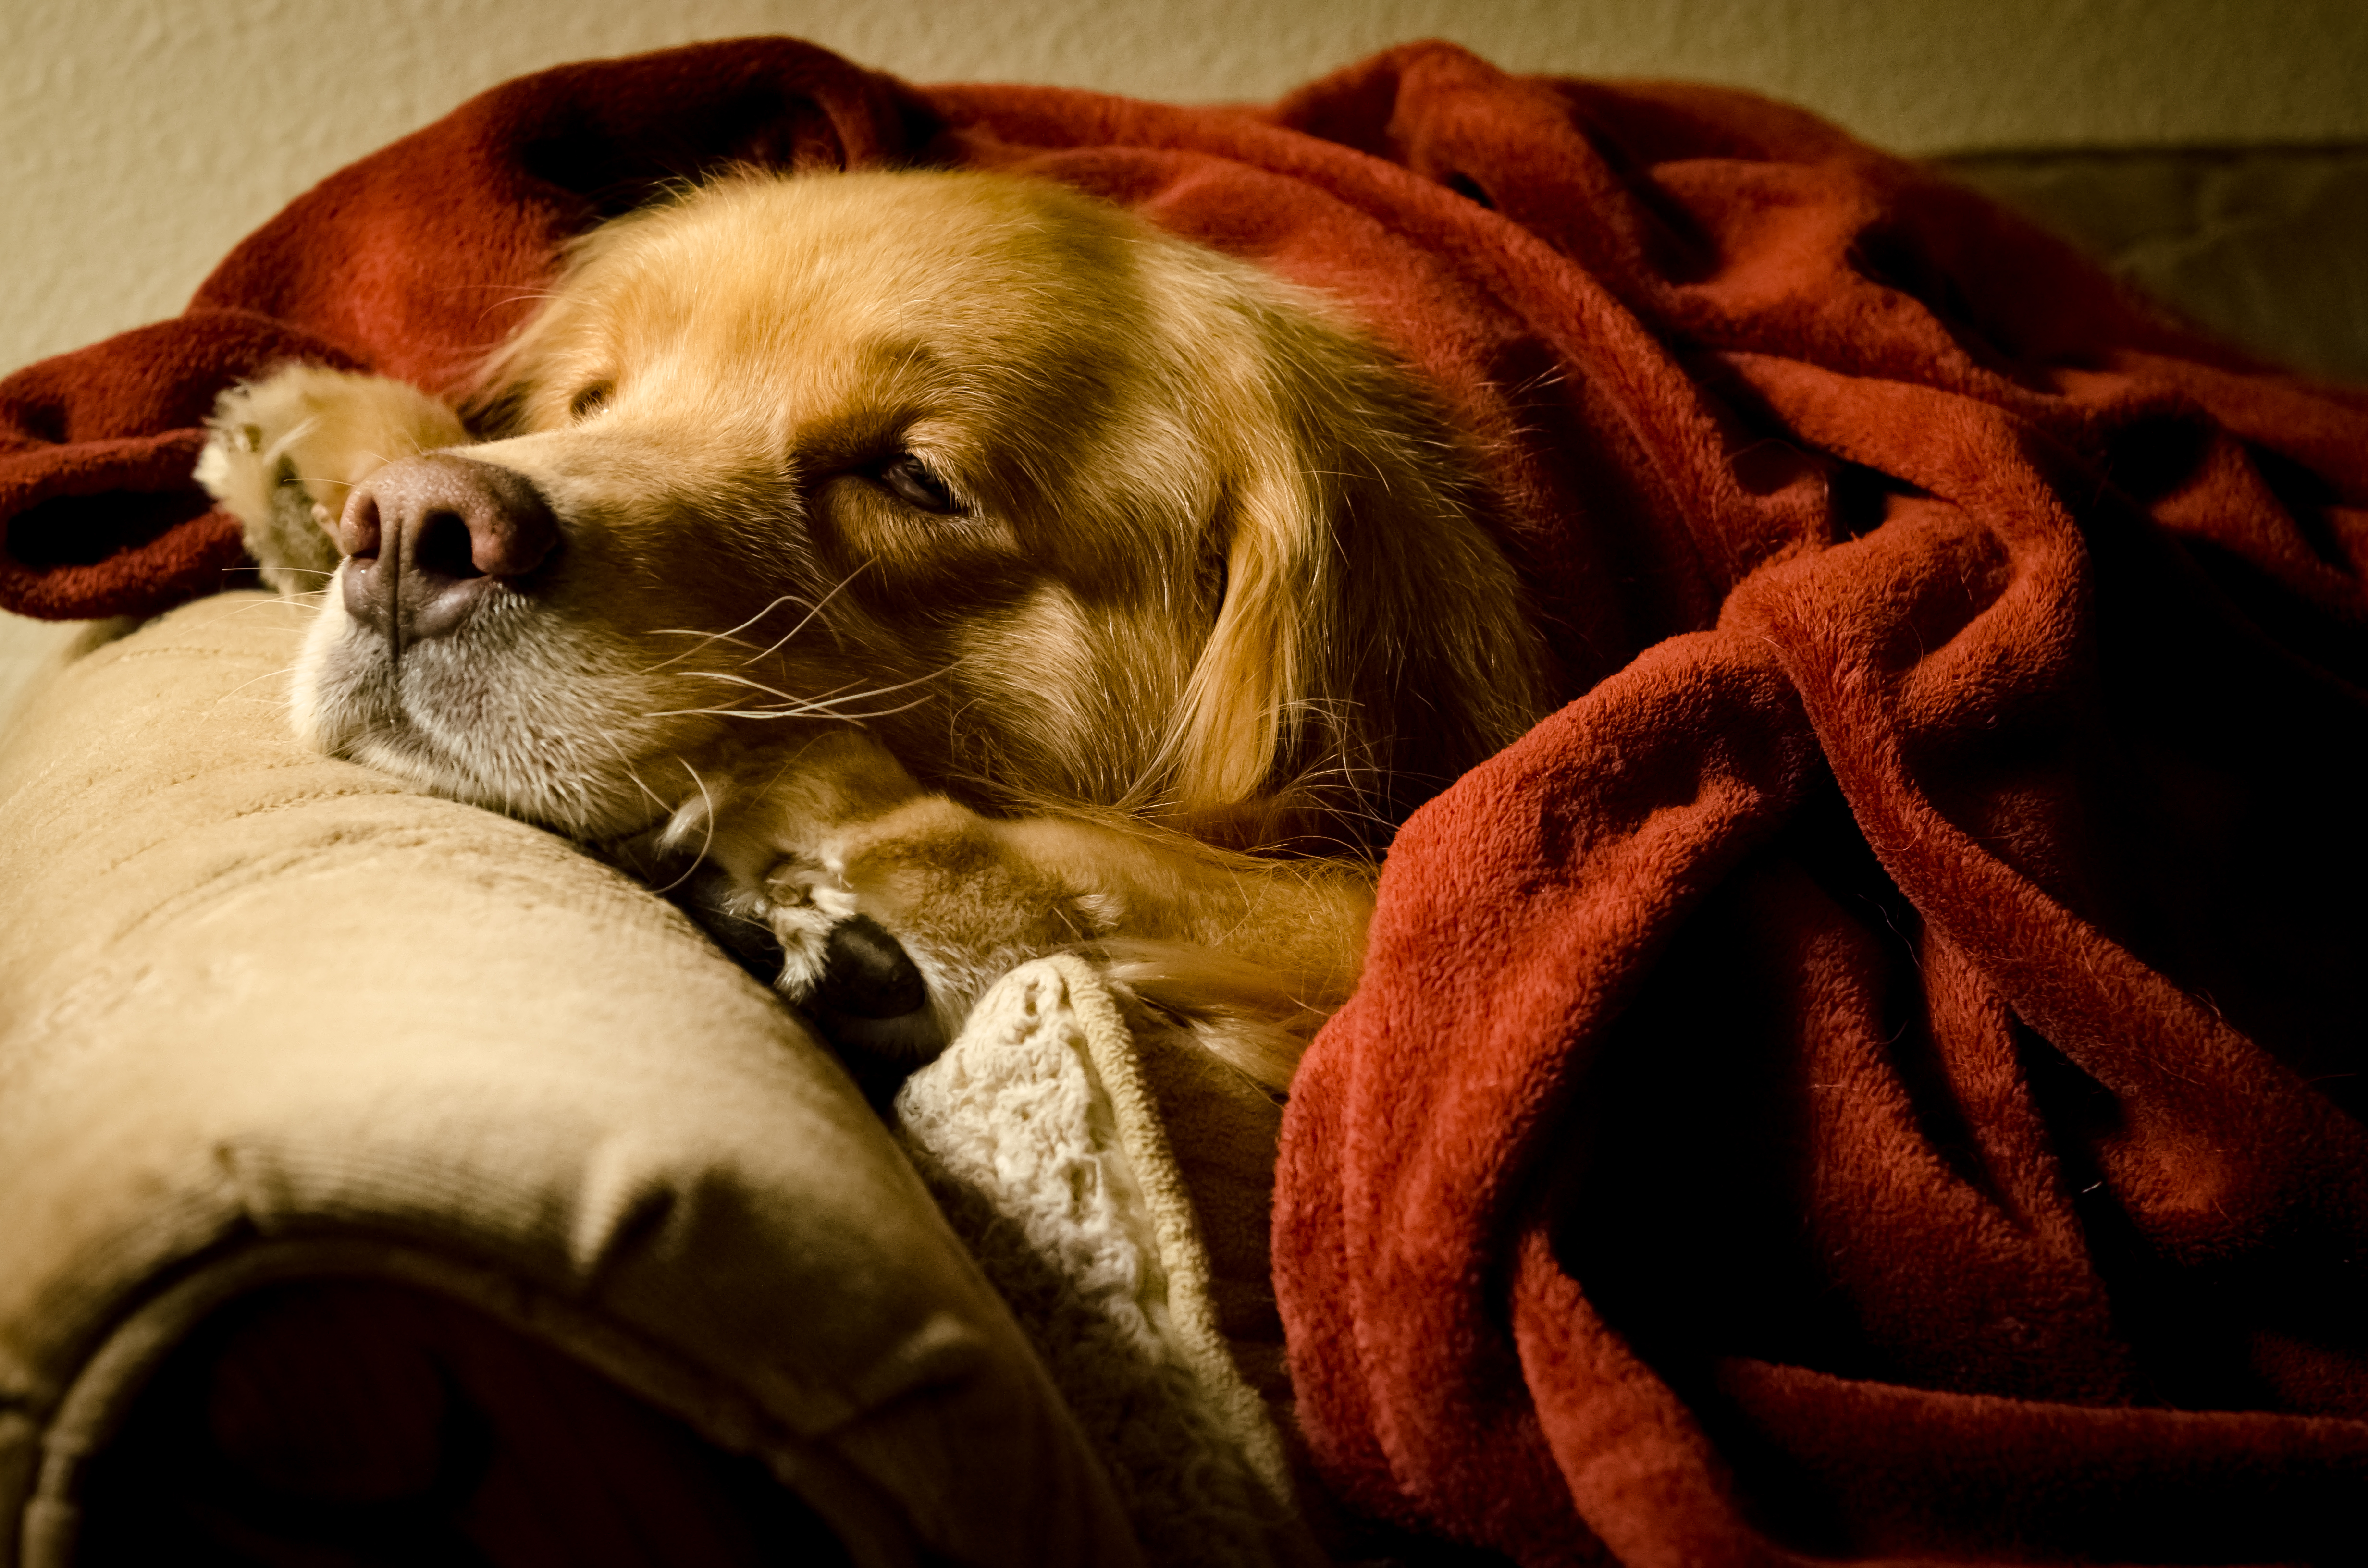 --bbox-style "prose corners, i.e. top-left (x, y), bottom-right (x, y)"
top-left (4, 0), bottom-right (2366, 380)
